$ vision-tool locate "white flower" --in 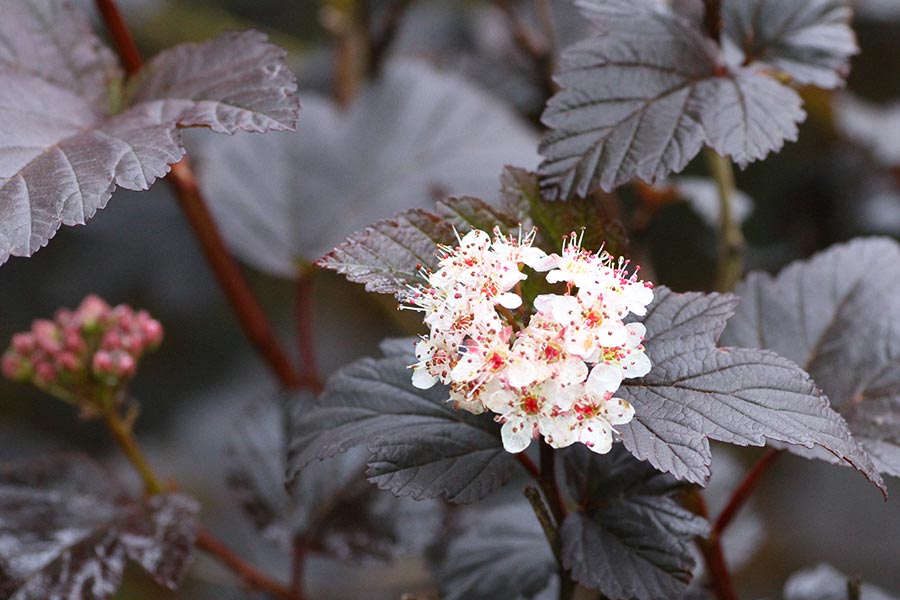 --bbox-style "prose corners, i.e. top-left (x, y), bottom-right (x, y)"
top-left (404, 226), bottom-right (653, 455)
